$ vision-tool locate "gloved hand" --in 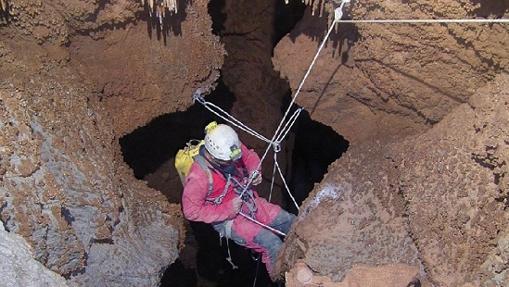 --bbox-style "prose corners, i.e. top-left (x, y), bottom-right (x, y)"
top-left (251, 170), bottom-right (262, 186)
